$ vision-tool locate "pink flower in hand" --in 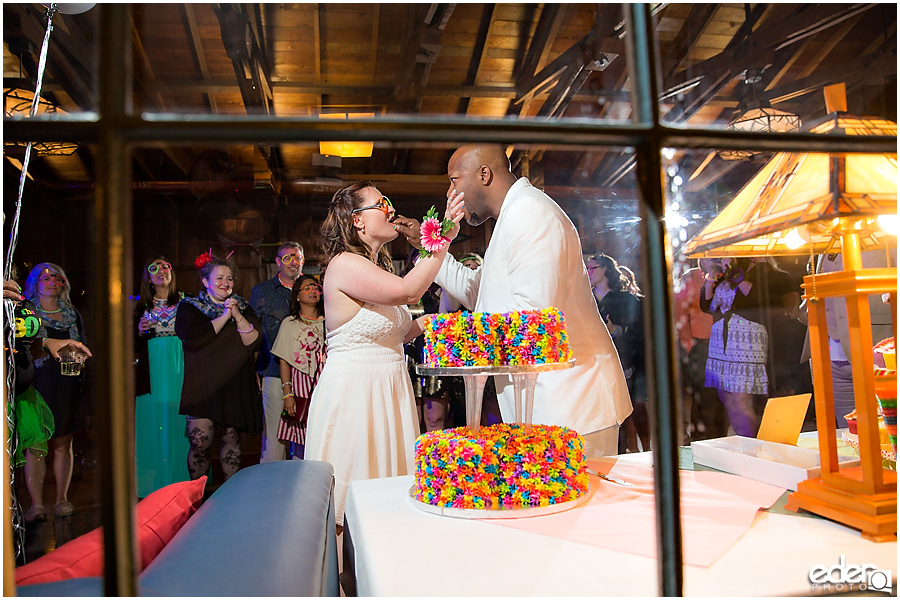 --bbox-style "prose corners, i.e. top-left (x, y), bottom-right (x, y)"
top-left (421, 217), bottom-right (449, 254)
